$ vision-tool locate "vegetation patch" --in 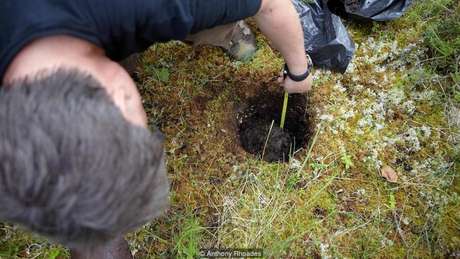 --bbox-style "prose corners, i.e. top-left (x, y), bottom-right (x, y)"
top-left (1, 0), bottom-right (459, 258)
